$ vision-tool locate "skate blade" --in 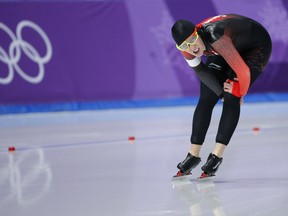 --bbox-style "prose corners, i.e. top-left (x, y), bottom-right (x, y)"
top-left (197, 174), bottom-right (215, 182)
top-left (172, 174), bottom-right (193, 187)
top-left (172, 173), bottom-right (192, 181)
